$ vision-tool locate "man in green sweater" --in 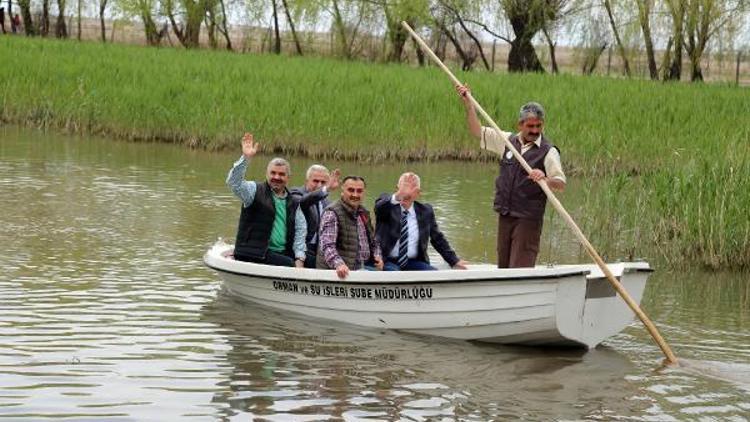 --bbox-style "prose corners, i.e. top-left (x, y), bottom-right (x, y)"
top-left (227, 133), bottom-right (307, 267)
